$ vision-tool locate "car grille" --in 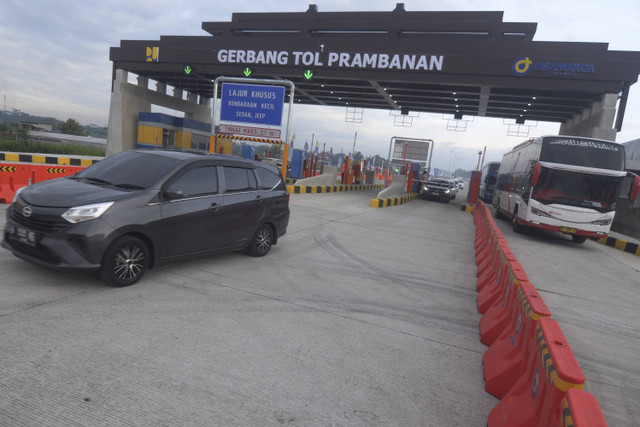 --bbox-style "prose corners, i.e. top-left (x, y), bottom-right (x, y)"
top-left (9, 205), bottom-right (70, 234)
